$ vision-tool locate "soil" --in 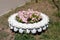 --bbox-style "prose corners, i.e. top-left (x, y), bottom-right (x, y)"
top-left (0, 0), bottom-right (58, 40)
